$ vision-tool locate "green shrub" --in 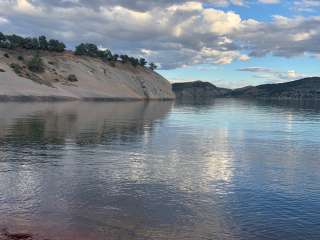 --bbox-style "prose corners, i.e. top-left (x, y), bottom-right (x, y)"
top-left (48, 39), bottom-right (65, 52)
top-left (149, 62), bottom-right (157, 70)
top-left (75, 43), bottom-right (110, 59)
top-left (4, 53), bottom-right (9, 58)
top-left (38, 36), bottom-right (48, 50)
top-left (10, 63), bottom-right (22, 74)
top-left (67, 74), bottom-right (78, 82)
top-left (27, 54), bottom-right (44, 73)
top-left (17, 55), bottom-right (24, 61)
top-left (139, 58), bottom-right (147, 67)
